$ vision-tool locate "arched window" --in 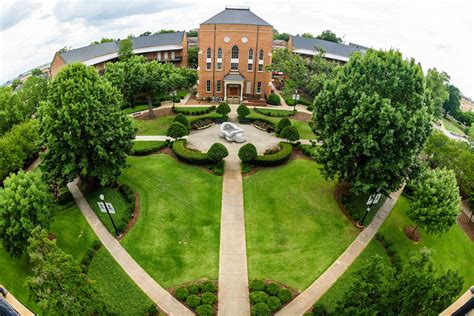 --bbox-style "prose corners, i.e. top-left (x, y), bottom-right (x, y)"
top-left (231, 45), bottom-right (239, 59)
top-left (248, 48), bottom-right (253, 60)
top-left (217, 47), bottom-right (222, 59)
top-left (206, 48), bottom-right (212, 59)
top-left (259, 49), bottom-right (264, 60)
